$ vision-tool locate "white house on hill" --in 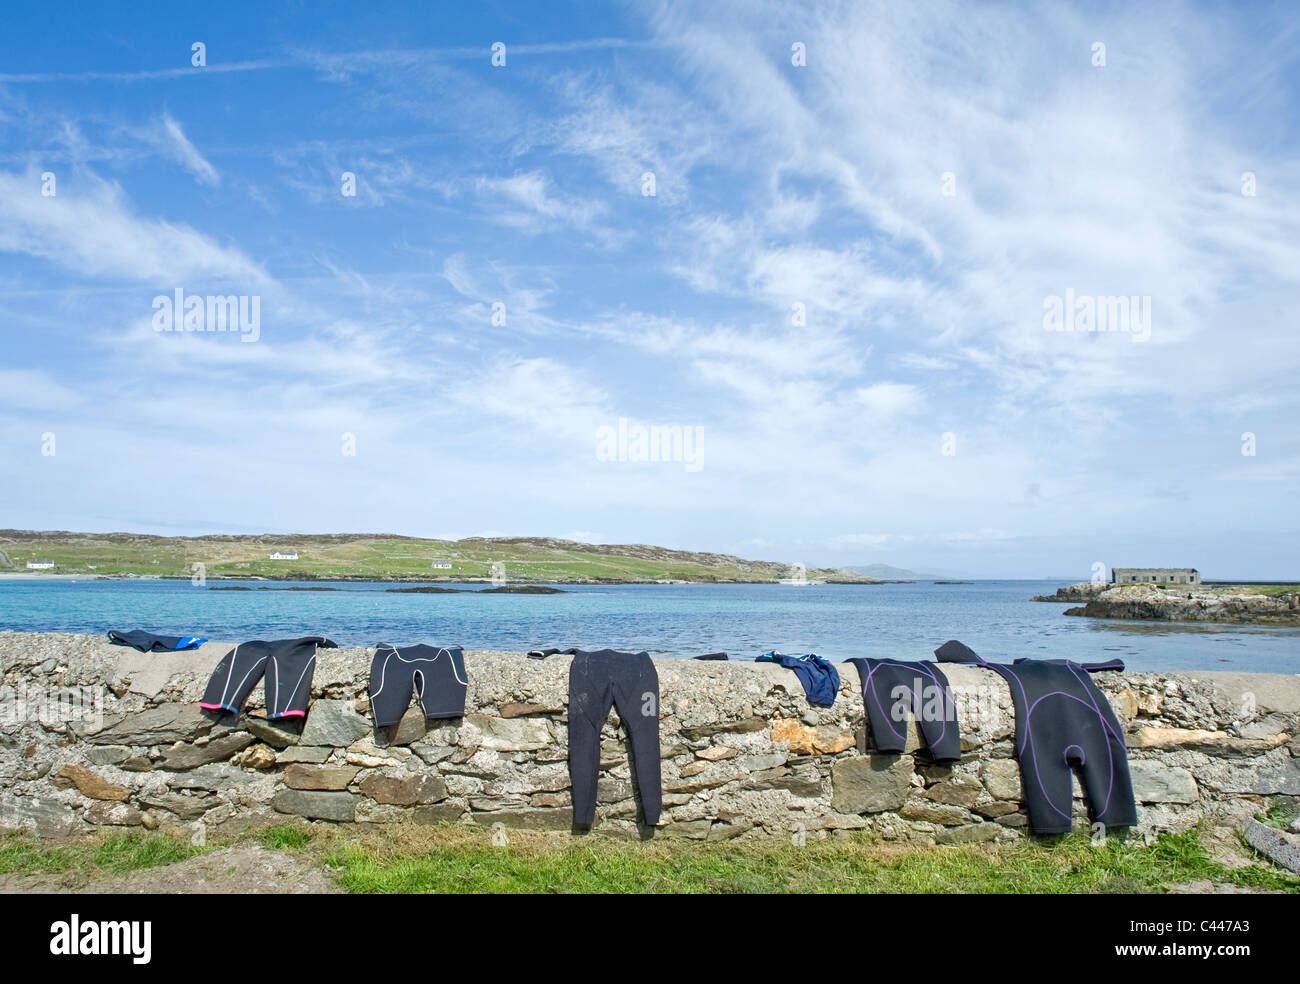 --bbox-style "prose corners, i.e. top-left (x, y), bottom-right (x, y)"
top-left (269, 551), bottom-right (299, 560)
